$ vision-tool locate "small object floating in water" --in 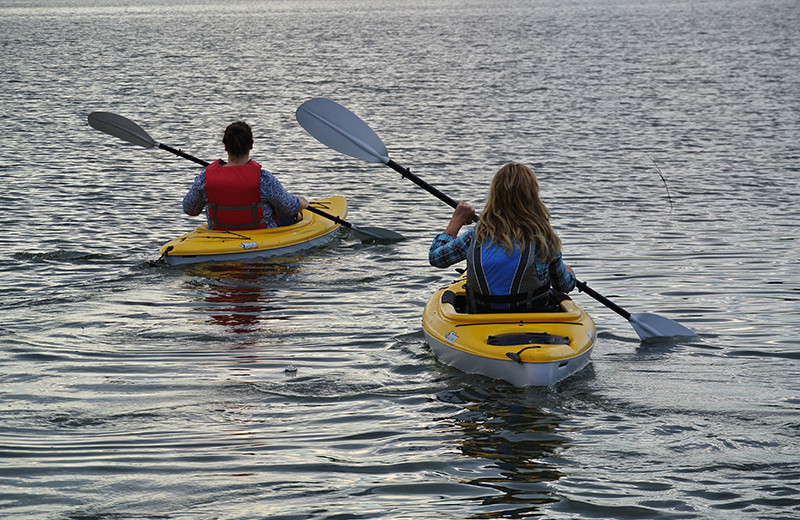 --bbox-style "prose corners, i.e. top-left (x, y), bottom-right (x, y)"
top-left (284, 364), bottom-right (297, 373)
